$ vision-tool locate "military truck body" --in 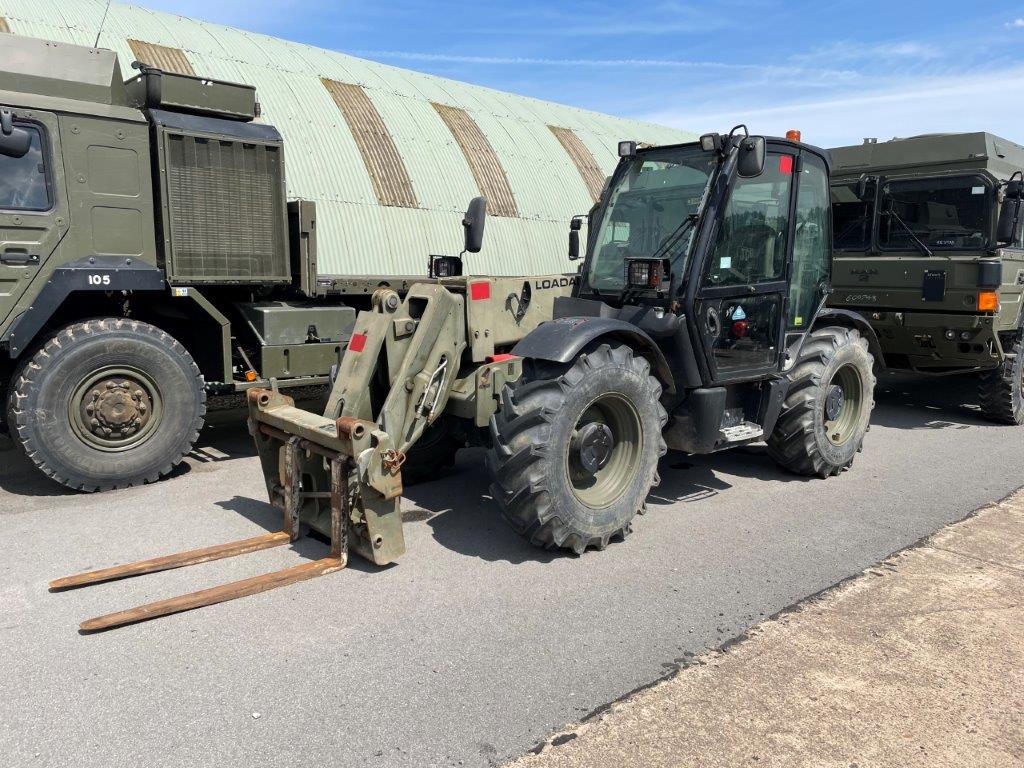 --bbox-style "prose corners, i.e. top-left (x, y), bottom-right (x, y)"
top-left (829, 134), bottom-right (1024, 370)
top-left (0, 37), bottom-right (582, 490)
